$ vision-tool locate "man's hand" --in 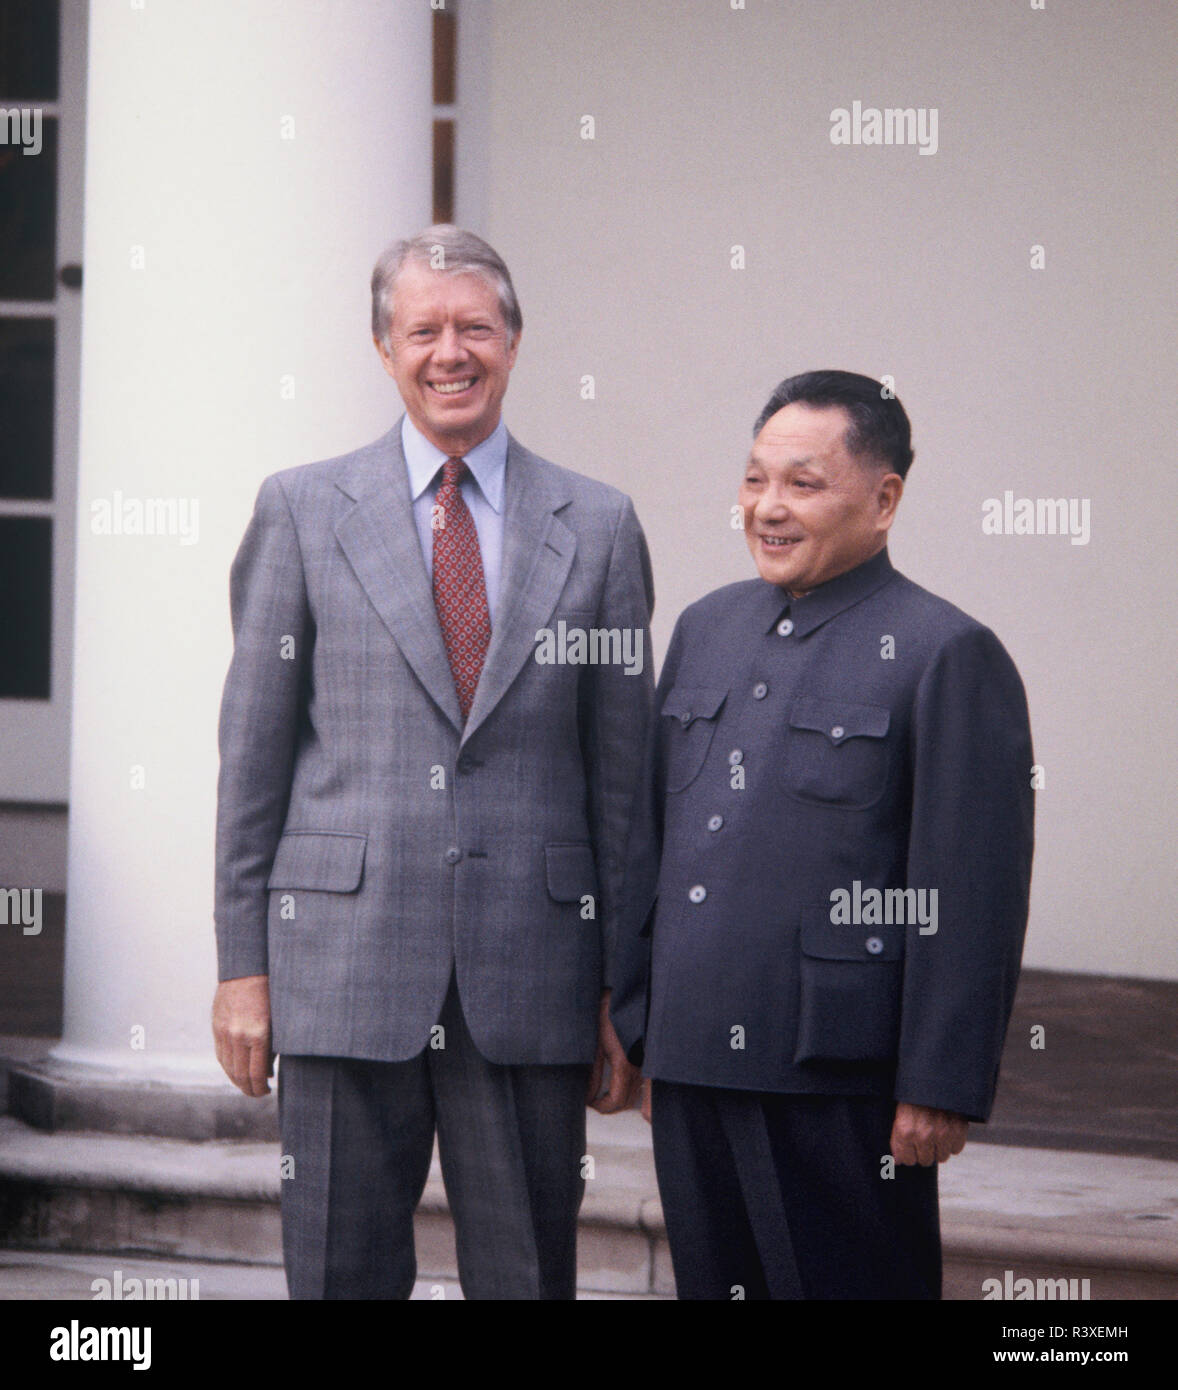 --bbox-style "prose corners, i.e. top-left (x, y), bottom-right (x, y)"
top-left (587, 990), bottom-right (642, 1114)
top-left (212, 974), bottom-right (274, 1098)
top-left (889, 1101), bottom-right (969, 1165)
